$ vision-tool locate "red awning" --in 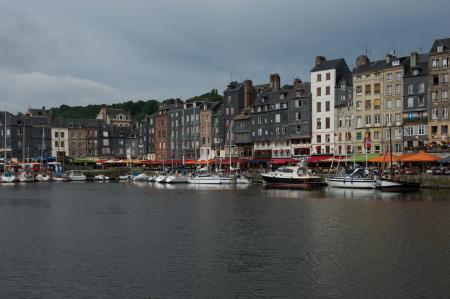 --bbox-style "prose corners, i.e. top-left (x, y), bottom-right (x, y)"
top-left (307, 155), bottom-right (334, 163)
top-left (269, 158), bottom-right (296, 165)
